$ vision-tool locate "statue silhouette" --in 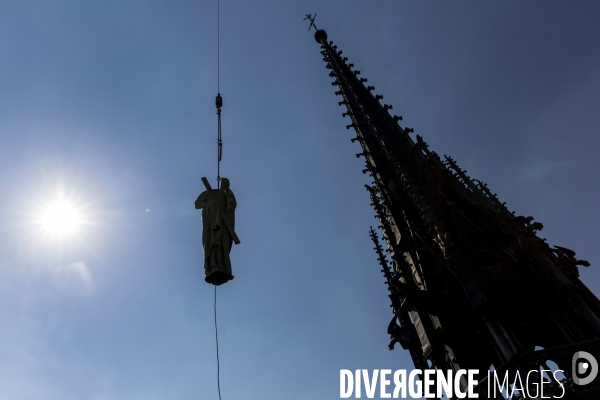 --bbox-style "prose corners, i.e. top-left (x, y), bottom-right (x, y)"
top-left (195, 177), bottom-right (239, 285)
